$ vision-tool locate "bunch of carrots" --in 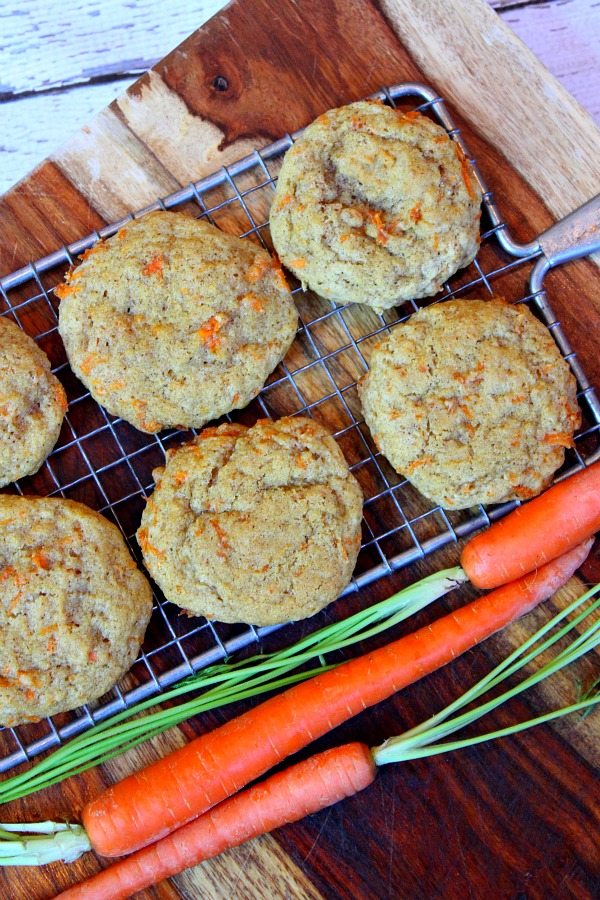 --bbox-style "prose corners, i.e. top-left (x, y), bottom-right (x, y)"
top-left (1, 460), bottom-right (599, 898)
